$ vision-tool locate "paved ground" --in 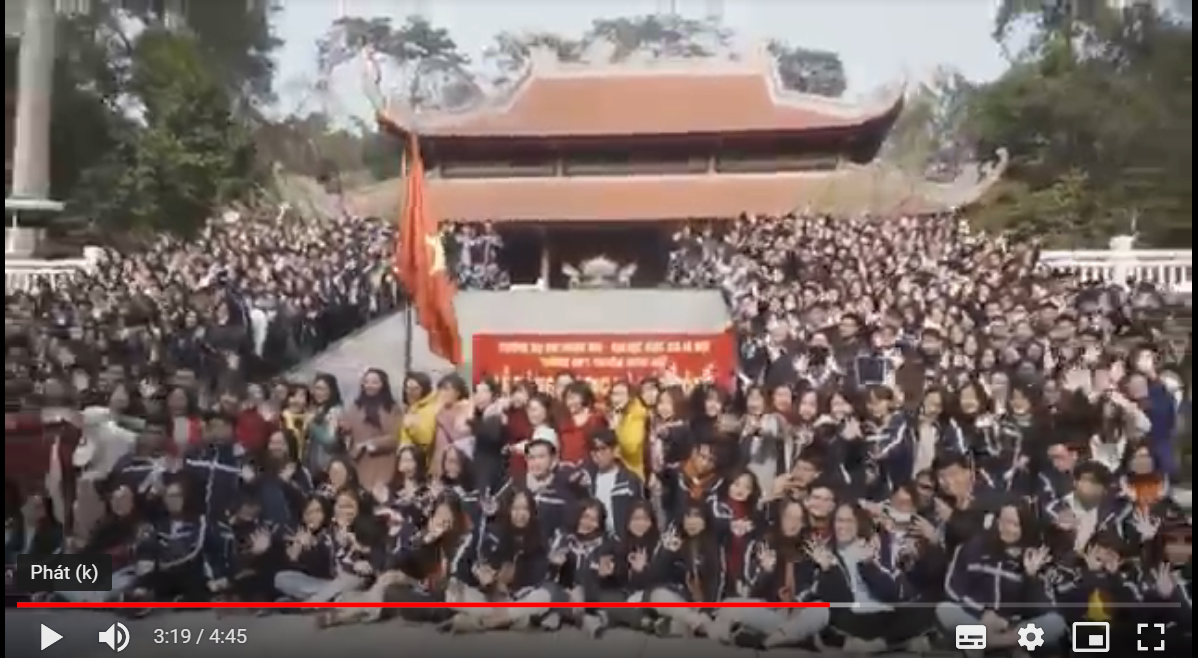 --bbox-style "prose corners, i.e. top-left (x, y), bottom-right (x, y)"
top-left (6, 608), bottom-right (947, 658)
